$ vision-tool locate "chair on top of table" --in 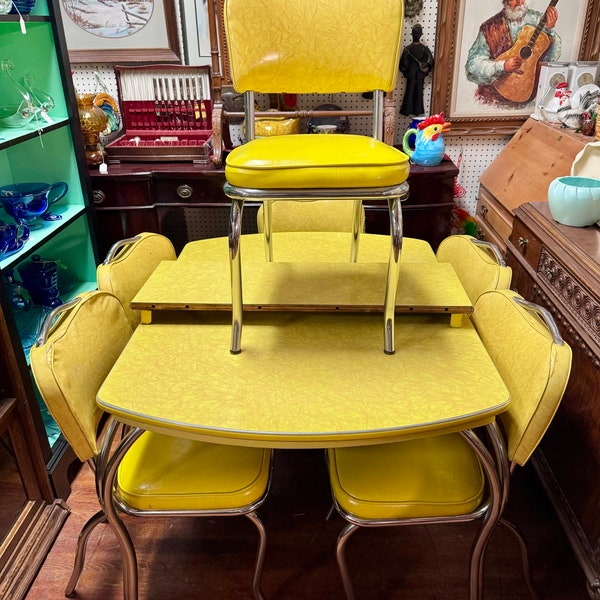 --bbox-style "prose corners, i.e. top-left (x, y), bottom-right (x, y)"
top-left (222, 0), bottom-right (411, 354)
top-left (96, 232), bottom-right (176, 327)
top-left (30, 290), bottom-right (272, 600)
top-left (327, 289), bottom-right (572, 599)
top-left (436, 235), bottom-right (512, 304)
